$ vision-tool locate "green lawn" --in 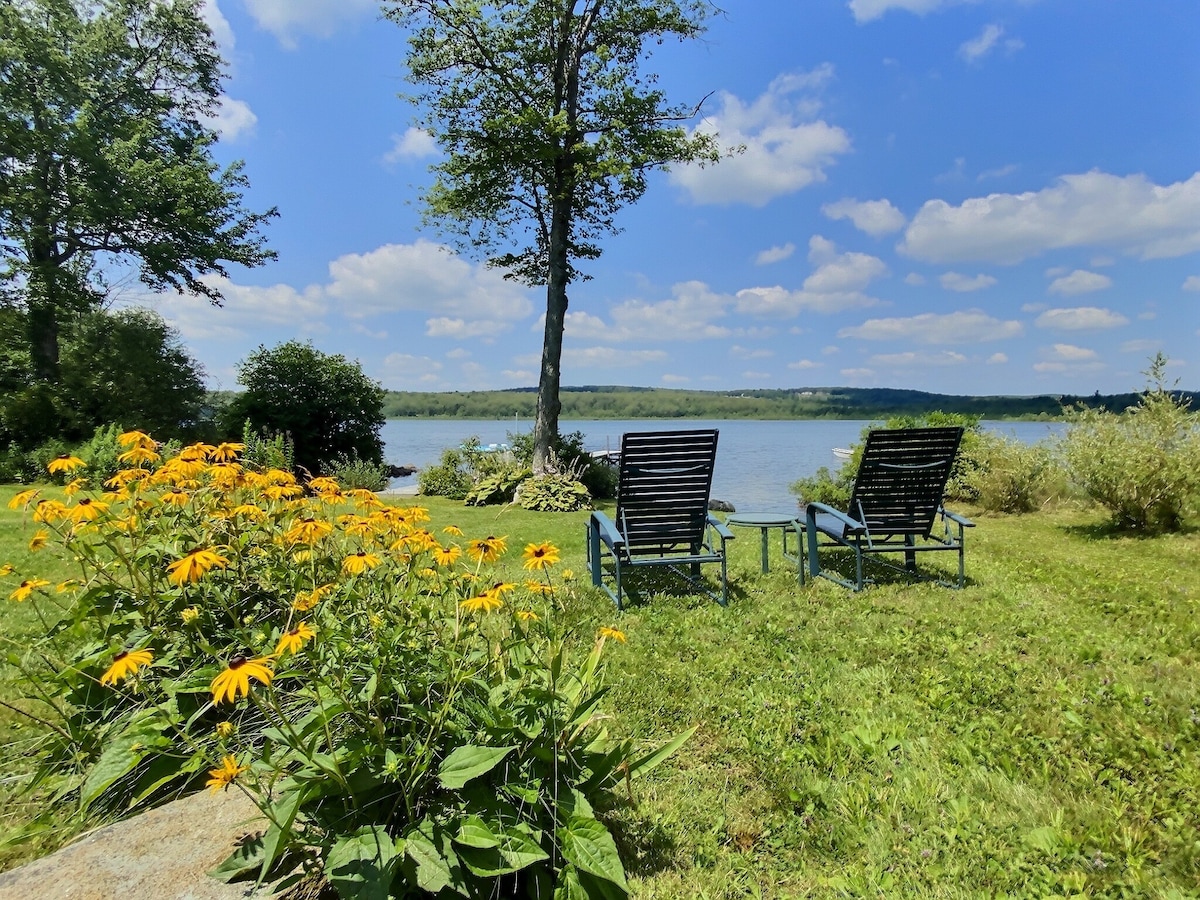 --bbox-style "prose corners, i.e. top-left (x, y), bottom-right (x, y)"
top-left (1, 487), bottom-right (1197, 897)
